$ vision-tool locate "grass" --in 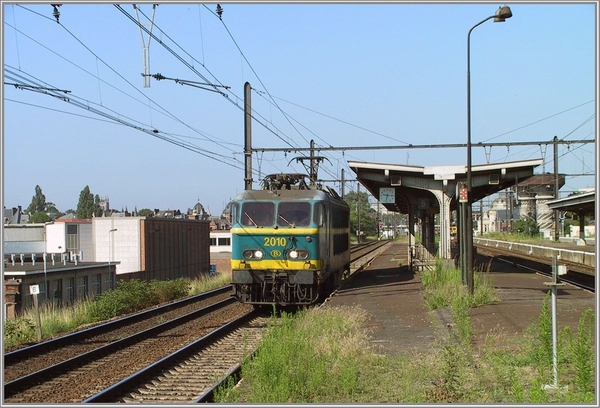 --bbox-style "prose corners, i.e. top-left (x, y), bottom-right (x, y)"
top-left (214, 262), bottom-right (595, 404)
top-left (3, 272), bottom-right (232, 348)
top-left (5, 259), bottom-right (595, 403)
